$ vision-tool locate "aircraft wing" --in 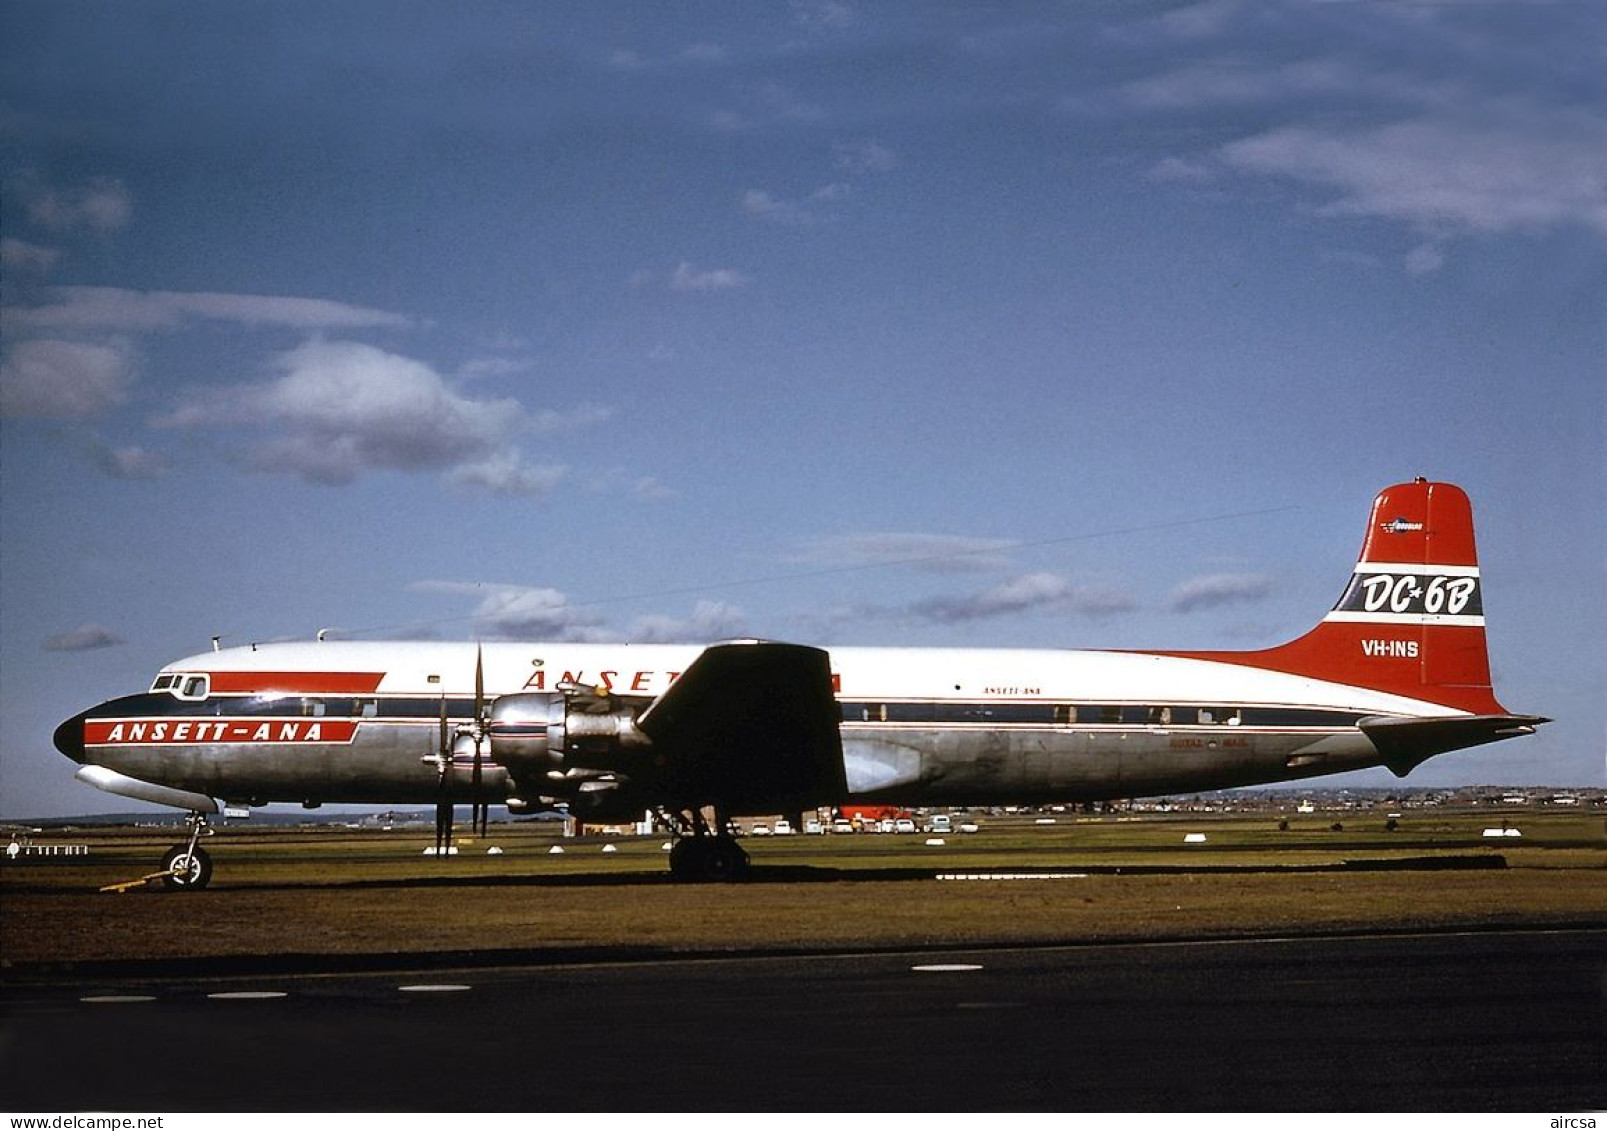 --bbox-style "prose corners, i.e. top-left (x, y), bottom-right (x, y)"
top-left (634, 640), bottom-right (846, 815)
